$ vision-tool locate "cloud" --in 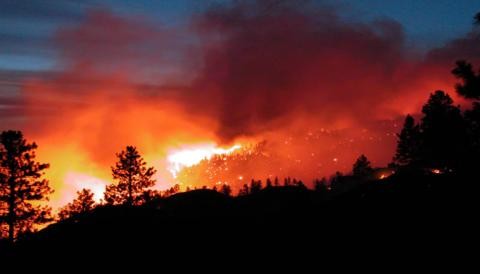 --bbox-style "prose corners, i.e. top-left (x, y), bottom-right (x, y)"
top-left (0, 0), bottom-right (85, 20)
top-left (189, 1), bottom-right (423, 140)
top-left (3, 1), bottom-right (480, 204)
top-left (0, 0), bottom-right (88, 60)
top-left (11, 3), bottom-right (480, 156)
top-left (426, 30), bottom-right (480, 64)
